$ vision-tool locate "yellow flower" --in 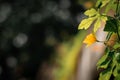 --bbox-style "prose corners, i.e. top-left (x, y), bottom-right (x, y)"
top-left (83, 33), bottom-right (97, 47)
